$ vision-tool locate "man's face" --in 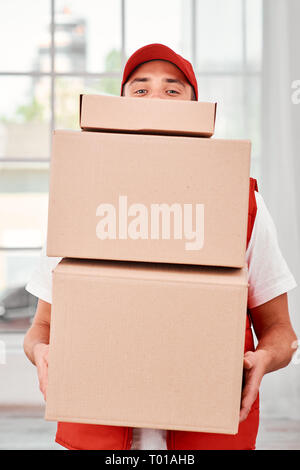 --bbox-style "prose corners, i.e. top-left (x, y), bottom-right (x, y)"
top-left (123, 60), bottom-right (194, 101)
